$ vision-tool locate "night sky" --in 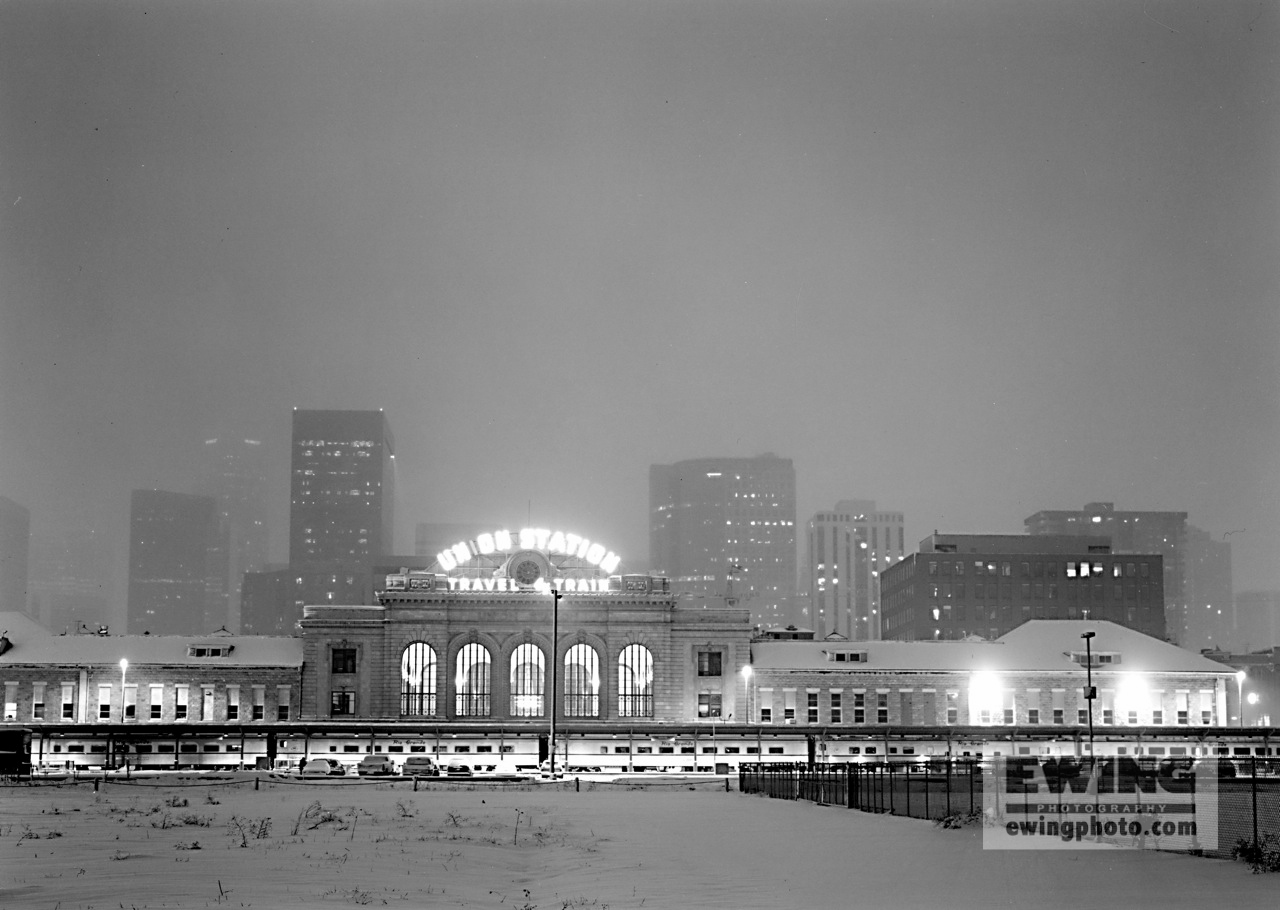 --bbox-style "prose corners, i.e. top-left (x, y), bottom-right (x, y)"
top-left (2, 0), bottom-right (1276, 615)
